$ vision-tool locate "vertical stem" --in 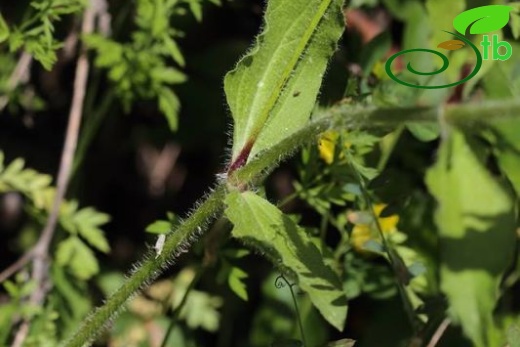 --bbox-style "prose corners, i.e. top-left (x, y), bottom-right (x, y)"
top-left (346, 151), bottom-right (419, 332)
top-left (11, 3), bottom-right (97, 346)
top-left (289, 283), bottom-right (307, 347)
top-left (276, 275), bottom-right (307, 346)
top-left (71, 89), bottom-right (115, 177)
top-left (426, 318), bottom-right (451, 347)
